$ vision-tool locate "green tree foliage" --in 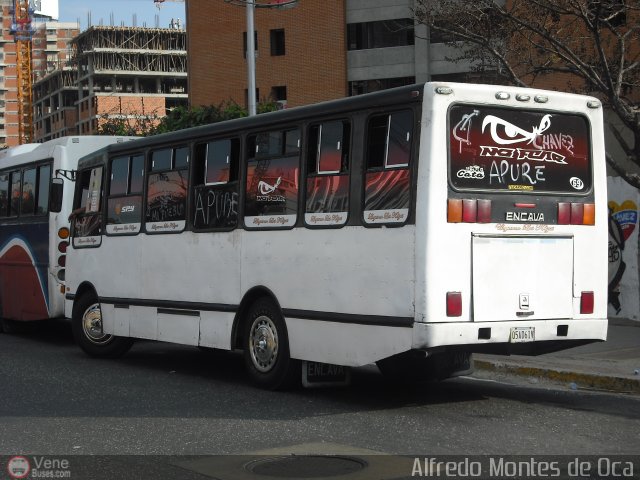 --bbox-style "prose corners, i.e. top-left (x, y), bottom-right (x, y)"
top-left (97, 101), bottom-right (279, 138)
